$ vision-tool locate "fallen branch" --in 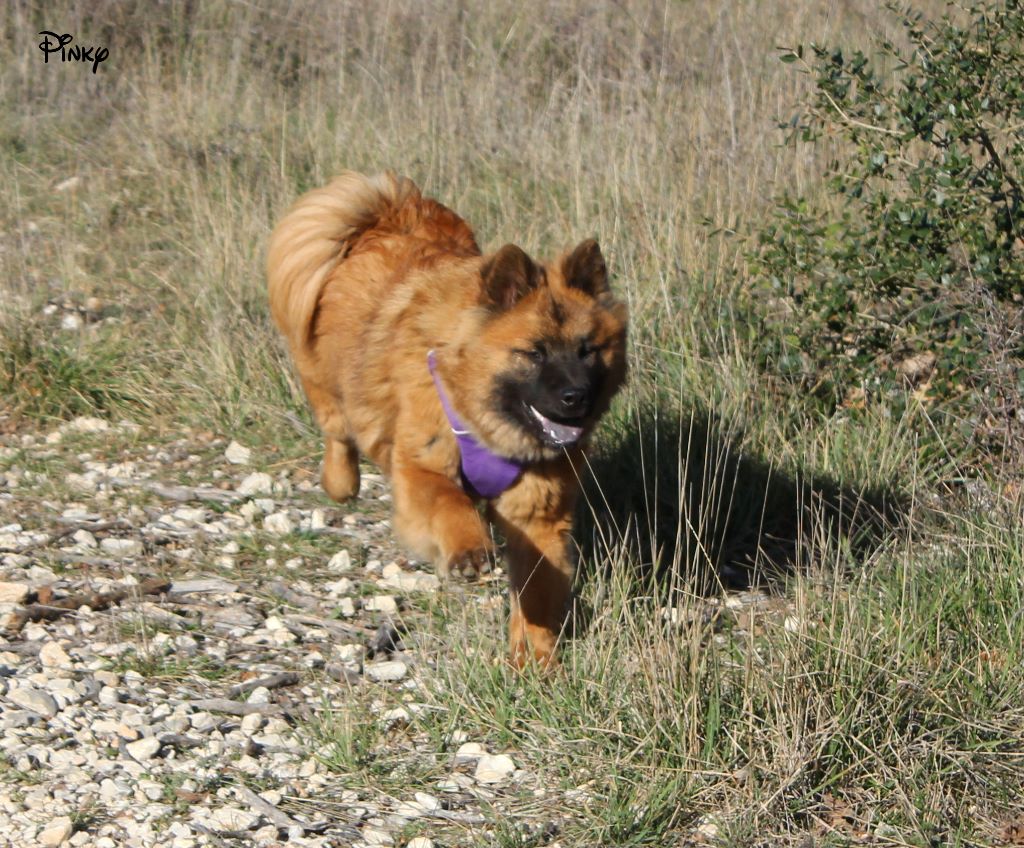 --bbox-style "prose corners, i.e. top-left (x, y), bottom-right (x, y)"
top-left (234, 785), bottom-right (319, 832)
top-left (108, 477), bottom-right (240, 505)
top-left (188, 698), bottom-right (285, 717)
top-left (0, 519), bottom-right (133, 555)
top-left (3, 577), bottom-right (171, 634)
top-left (227, 672), bottom-right (300, 699)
